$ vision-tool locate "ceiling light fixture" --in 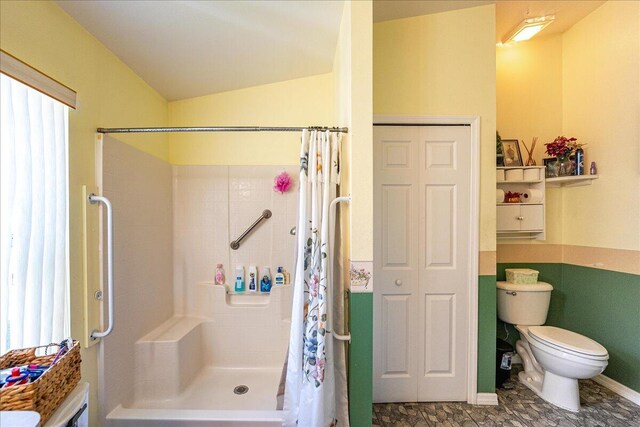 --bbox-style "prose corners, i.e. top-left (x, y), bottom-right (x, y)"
top-left (503, 15), bottom-right (555, 43)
